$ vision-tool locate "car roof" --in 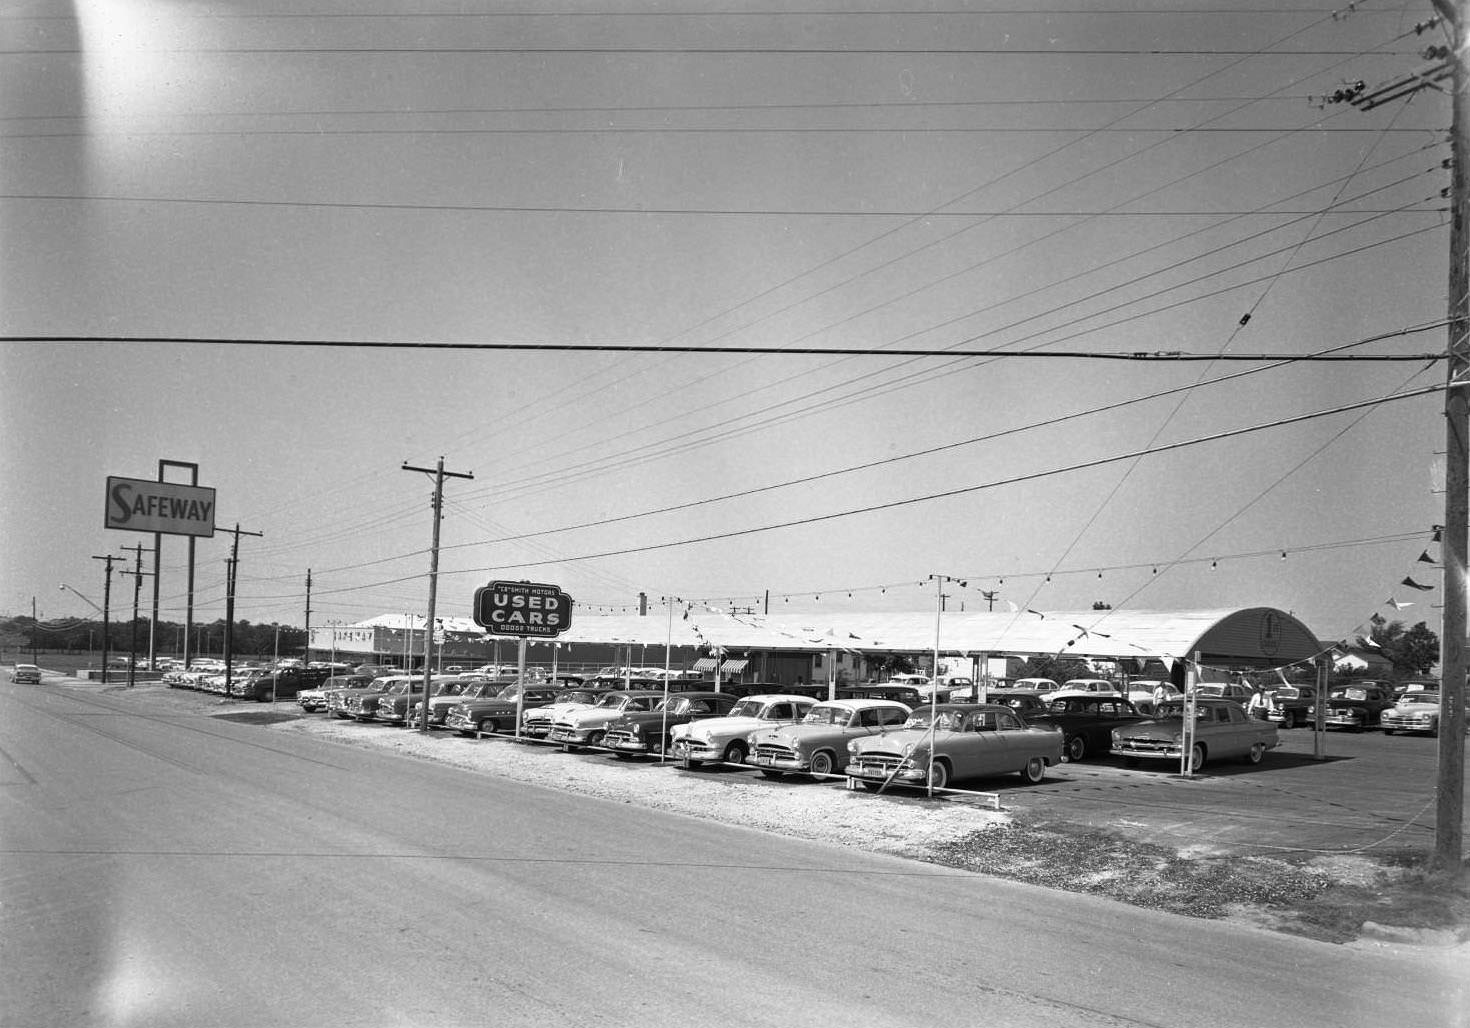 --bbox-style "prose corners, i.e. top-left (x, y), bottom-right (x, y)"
top-left (811, 698), bottom-right (909, 710)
